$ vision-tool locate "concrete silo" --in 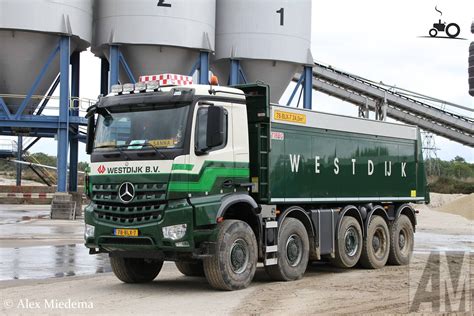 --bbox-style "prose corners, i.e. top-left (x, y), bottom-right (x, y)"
top-left (213, 0), bottom-right (313, 104)
top-left (0, 0), bottom-right (93, 195)
top-left (0, 0), bottom-right (92, 115)
top-left (93, 0), bottom-right (216, 91)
